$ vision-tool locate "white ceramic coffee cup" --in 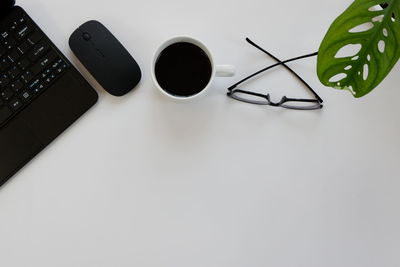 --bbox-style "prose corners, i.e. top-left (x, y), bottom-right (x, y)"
top-left (151, 36), bottom-right (235, 101)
